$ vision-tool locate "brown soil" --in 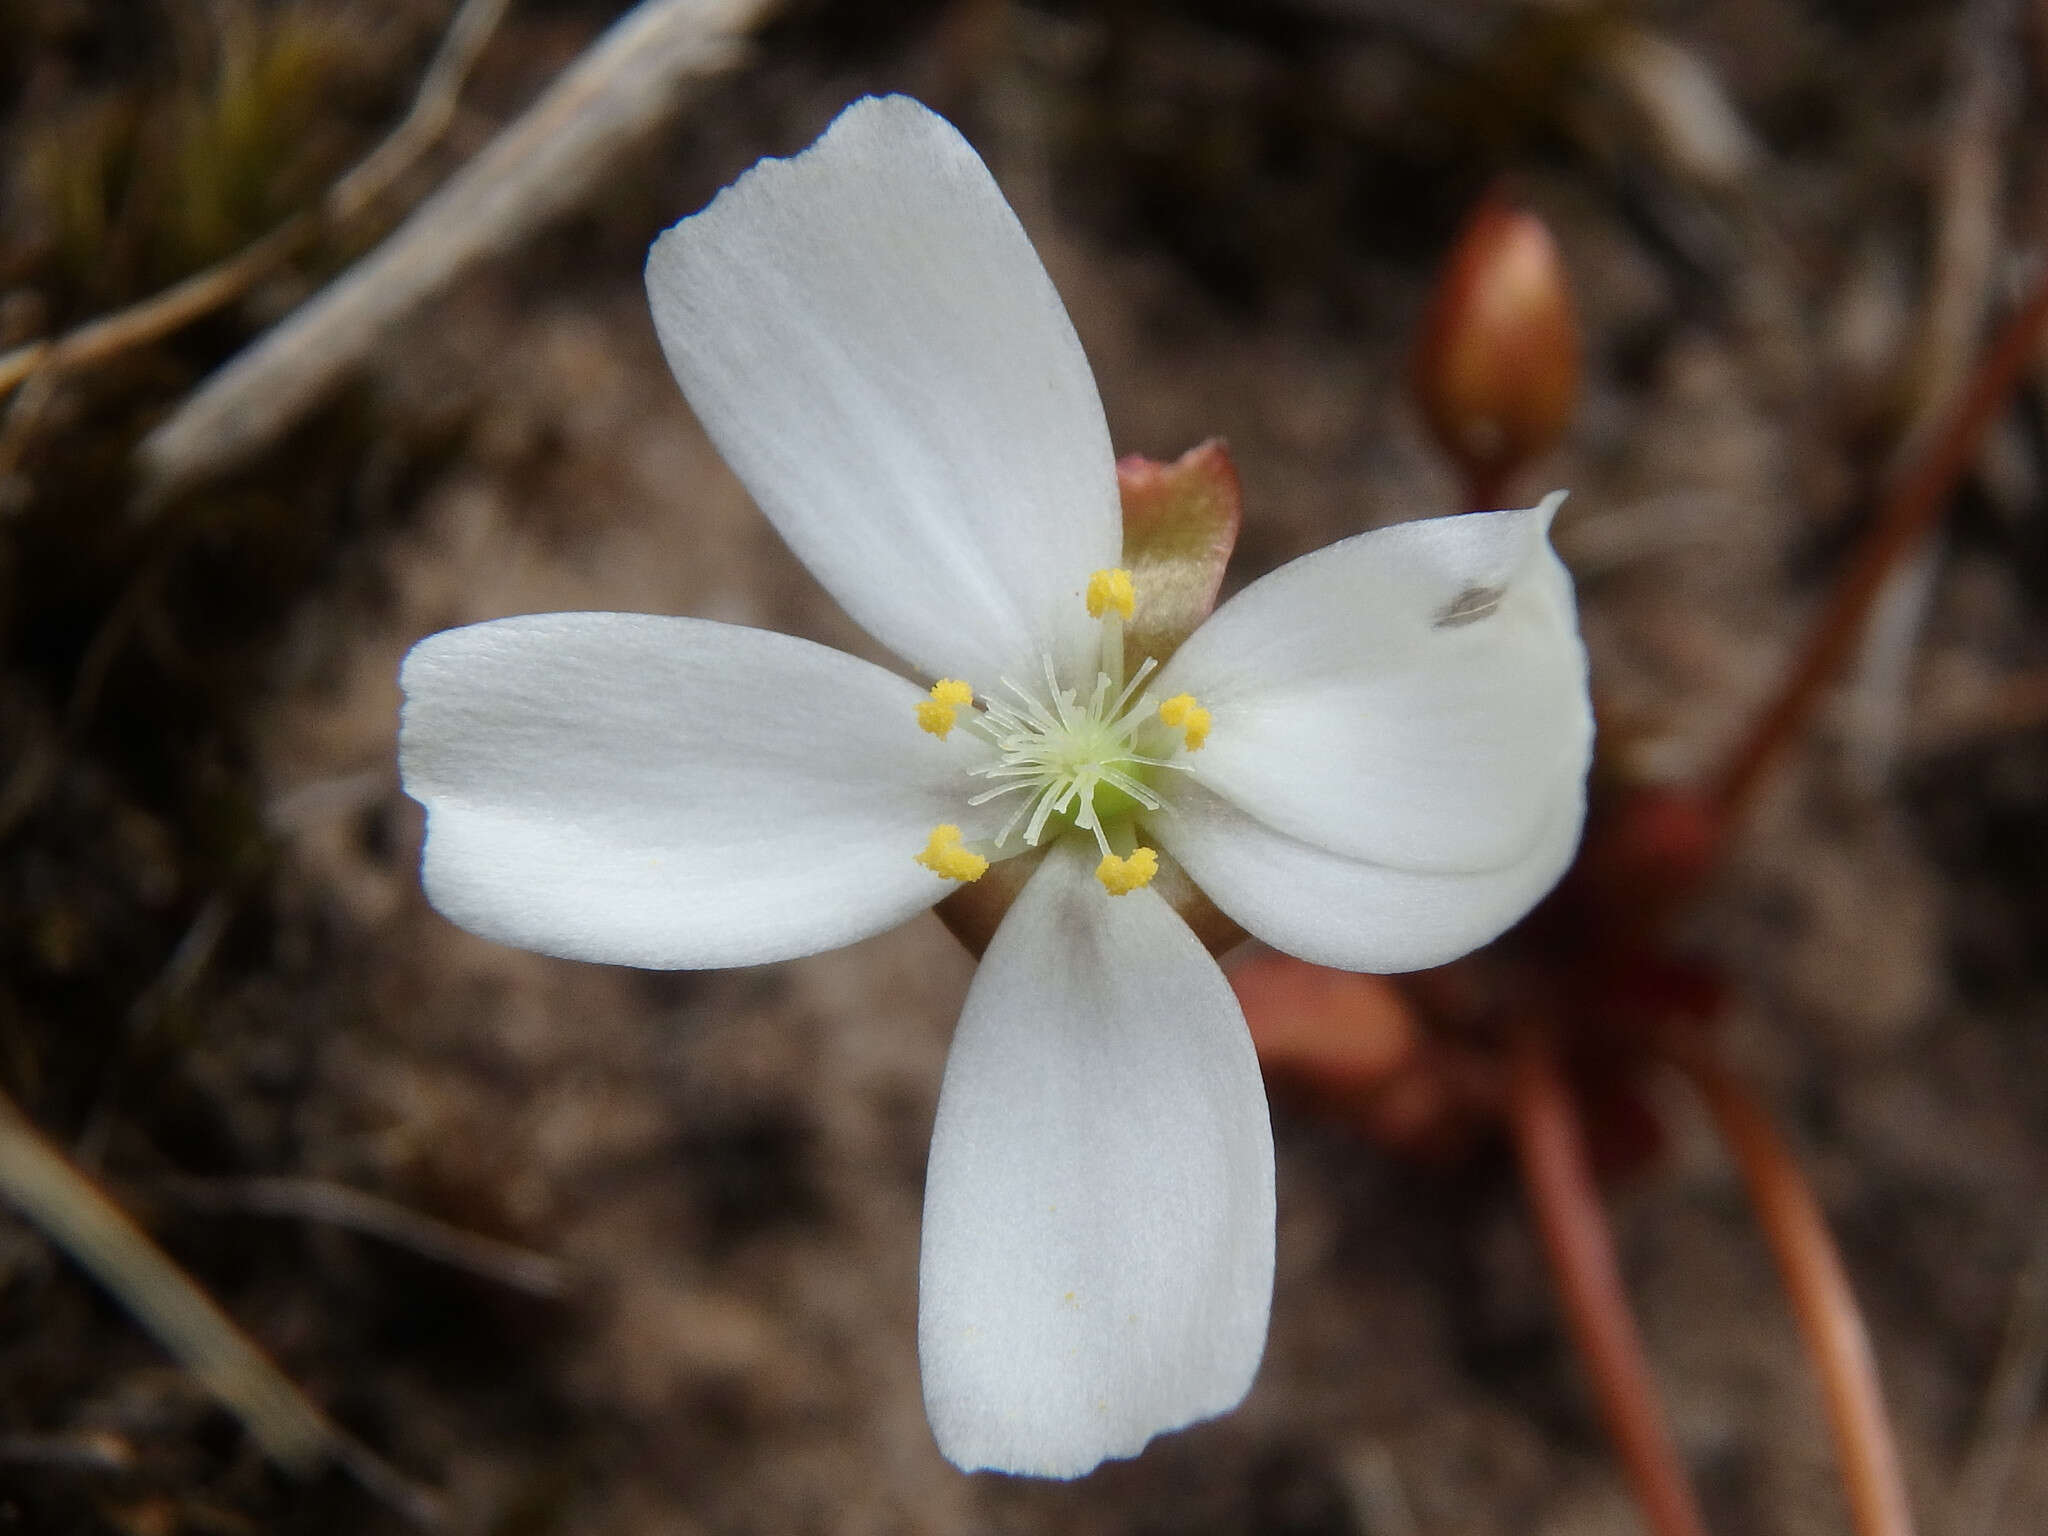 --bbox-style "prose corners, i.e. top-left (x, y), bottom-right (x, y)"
top-left (3, 2), bottom-right (2045, 1533)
